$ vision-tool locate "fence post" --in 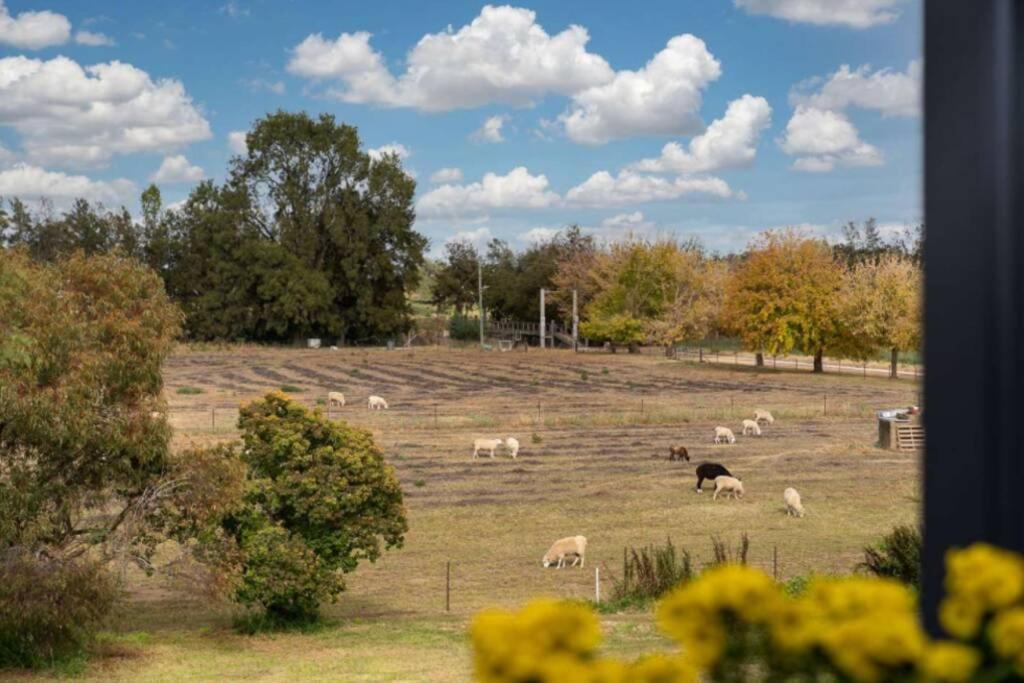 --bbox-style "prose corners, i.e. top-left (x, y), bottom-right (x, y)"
top-left (824, 395), bottom-right (828, 416)
top-left (211, 407), bottom-right (215, 431)
top-left (773, 355), bottom-right (777, 369)
top-left (434, 404), bottom-right (438, 428)
top-left (595, 567), bottom-right (601, 603)
top-left (773, 545), bottom-right (778, 581)
top-left (640, 398), bottom-right (644, 415)
top-left (446, 561), bottom-right (451, 612)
